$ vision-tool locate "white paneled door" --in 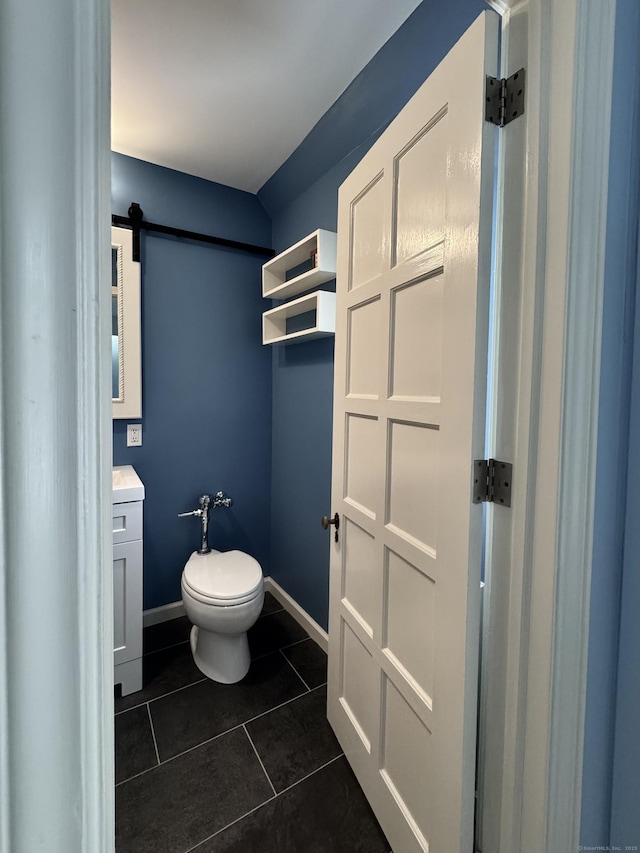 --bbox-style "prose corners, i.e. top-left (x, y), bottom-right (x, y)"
top-left (327, 12), bottom-right (498, 853)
